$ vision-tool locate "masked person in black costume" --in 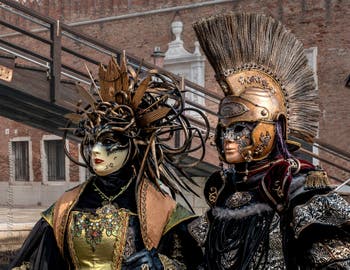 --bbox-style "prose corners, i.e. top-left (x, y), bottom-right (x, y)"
top-left (9, 55), bottom-right (207, 270)
top-left (188, 13), bottom-right (350, 269)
